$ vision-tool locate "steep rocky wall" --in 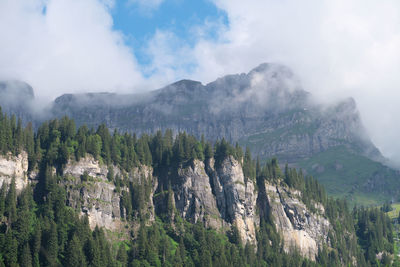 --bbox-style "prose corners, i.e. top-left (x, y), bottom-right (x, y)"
top-left (265, 182), bottom-right (330, 260)
top-left (63, 155), bottom-right (155, 231)
top-left (58, 154), bottom-right (331, 256)
top-left (0, 151), bottom-right (28, 191)
top-left (174, 159), bottom-right (222, 228)
top-left (173, 156), bottom-right (259, 245)
top-left (210, 157), bottom-right (259, 245)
